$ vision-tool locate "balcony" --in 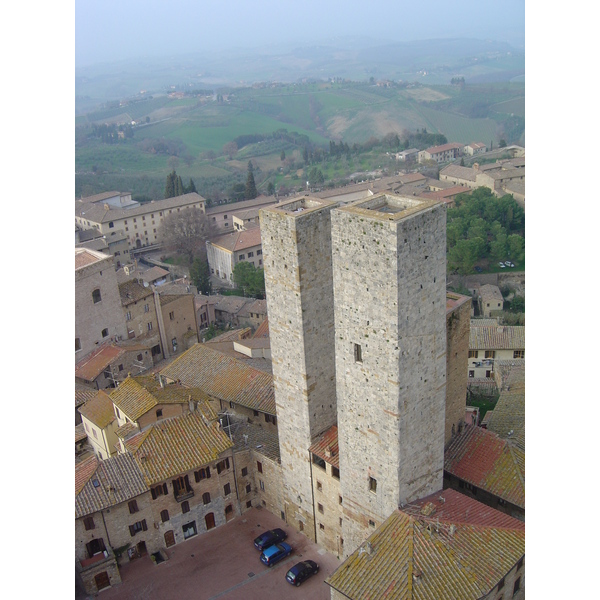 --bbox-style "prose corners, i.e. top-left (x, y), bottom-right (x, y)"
top-left (80, 550), bottom-right (109, 569)
top-left (174, 489), bottom-right (194, 503)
